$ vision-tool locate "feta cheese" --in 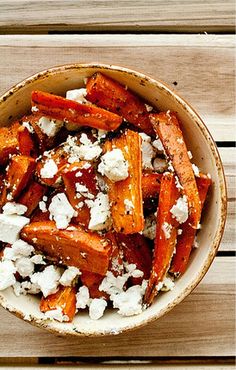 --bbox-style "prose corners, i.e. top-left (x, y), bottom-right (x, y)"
top-left (161, 276), bottom-right (175, 292)
top-left (40, 159), bottom-right (58, 179)
top-left (30, 254), bottom-right (45, 265)
top-left (2, 202), bottom-right (27, 215)
top-left (112, 283), bottom-right (146, 317)
top-left (59, 266), bottom-right (81, 286)
top-left (3, 239), bottom-right (34, 261)
top-left (49, 193), bottom-right (77, 229)
top-left (98, 149), bottom-right (129, 182)
top-left (44, 308), bottom-right (69, 322)
top-left (0, 260), bottom-right (16, 290)
top-left (0, 214), bottom-right (30, 244)
top-left (76, 285), bottom-right (90, 309)
top-left (152, 138), bottom-right (164, 152)
top-left (66, 88), bottom-right (88, 104)
top-left (162, 222), bottom-right (172, 239)
top-left (170, 195), bottom-right (189, 224)
top-left (140, 133), bottom-right (155, 170)
top-left (153, 157), bottom-right (168, 172)
top-left (124, 199), bottom-right (134, 214)
top-left (38, 116), bottom-right (64, 137)
top-left (89, 298), bottom-right (107, 320)
top-left (15, 257), bottom-right (34, 277)
top-left (31, 265), bottom-right (61, 297)
top-left (64, 135), bottom-right (102, 163)
top-left (192, 163), bottom-right (200, 177)
top-left (75, 183), bottom-right (94, 199)
top-left (188, 150), bottom-right (193, 159)
top-left (143, 214), bottom-right (156, 240)
top-left (22, 121), bottom-right (34, 133)
top-left (13, 280), bottom-right (40, 296)
top-left (88, 192), bottom-right (111, 231)
top-left (39, 200), bottom-right (47, 213)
